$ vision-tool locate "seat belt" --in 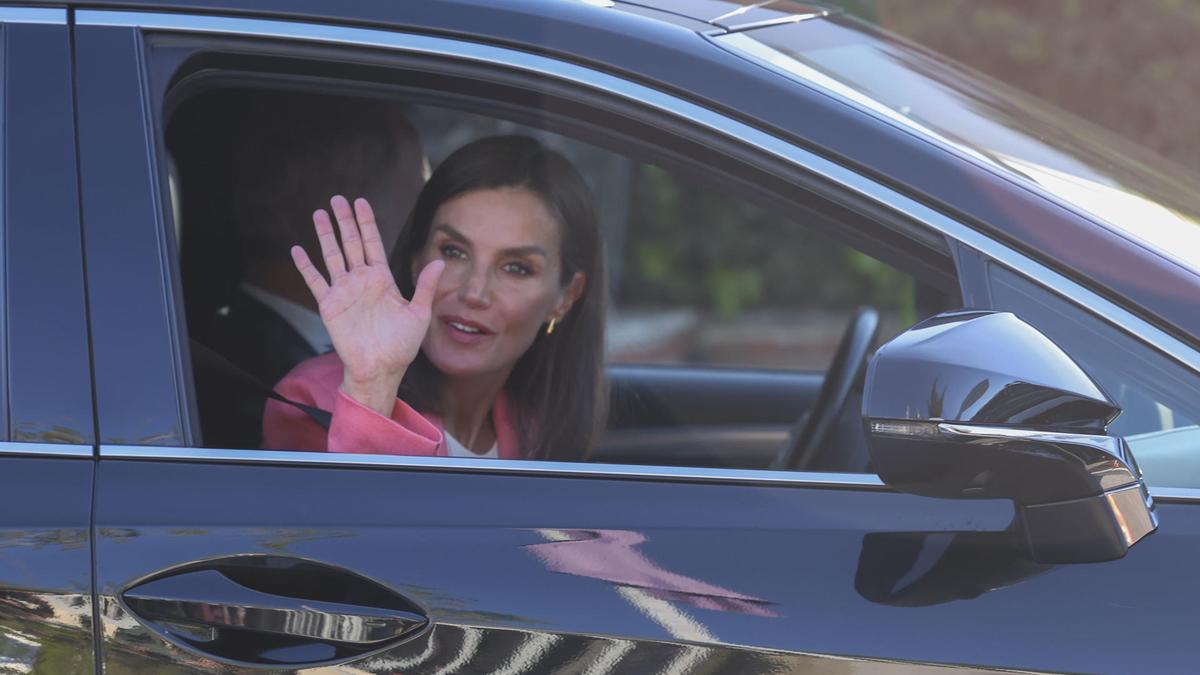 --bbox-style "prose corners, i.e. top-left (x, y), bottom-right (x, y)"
top-left (189, 338), bottom-right (332, 430)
